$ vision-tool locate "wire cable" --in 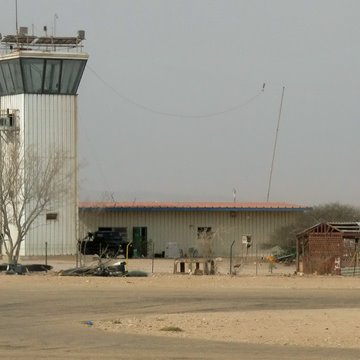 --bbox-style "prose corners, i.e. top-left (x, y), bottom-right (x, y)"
top-left (87, 65), bottom-right (265, 119)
